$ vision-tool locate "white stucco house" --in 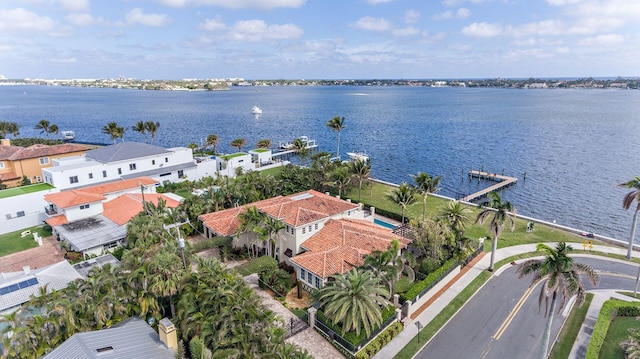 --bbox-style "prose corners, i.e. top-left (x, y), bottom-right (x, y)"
top-left (41, 142), bottom-right (199, 190)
